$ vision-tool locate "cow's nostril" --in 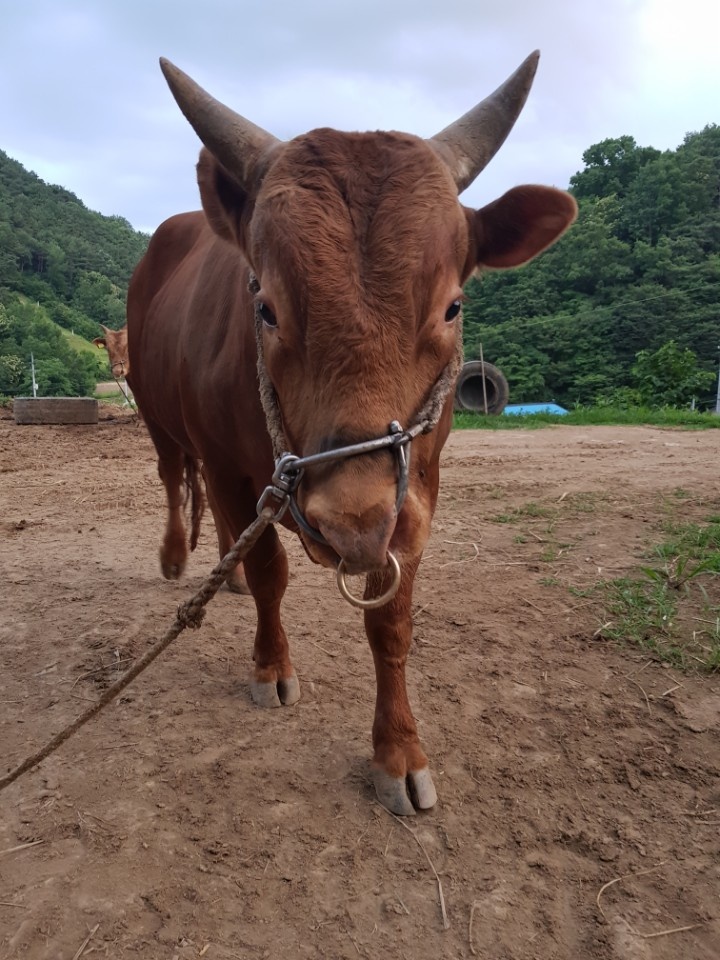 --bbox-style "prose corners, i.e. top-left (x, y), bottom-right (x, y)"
top-left (301, 497), bottom-right (397, 575)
